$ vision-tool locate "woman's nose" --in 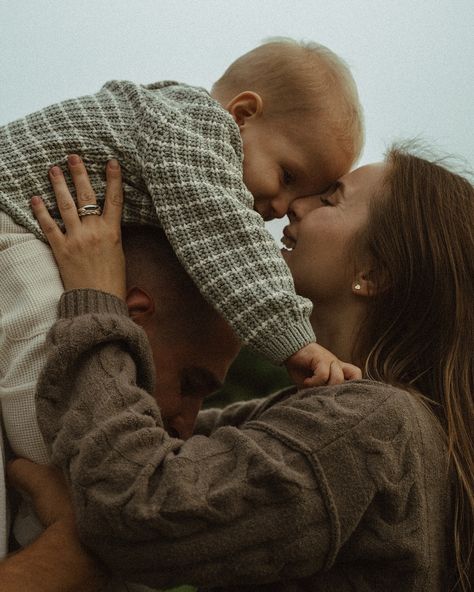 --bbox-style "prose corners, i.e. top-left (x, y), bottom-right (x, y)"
top-left (288, 195), bottom-right (320, 221)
